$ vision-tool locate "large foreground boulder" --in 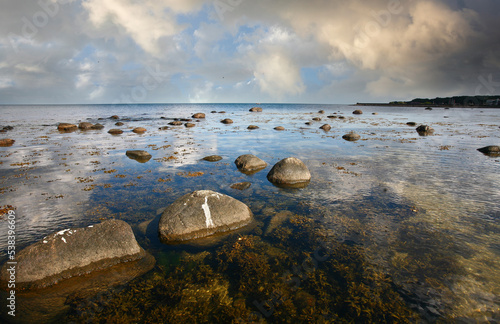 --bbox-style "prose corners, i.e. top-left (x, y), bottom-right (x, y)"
top-left (0, 220), bottom-right (149, 289)
top-left (267, 157), bottom-right (311, 188)
top-left (235, 154), bottom-right (267, 173)
top-left (159, 190), bottom-right (253, 243)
